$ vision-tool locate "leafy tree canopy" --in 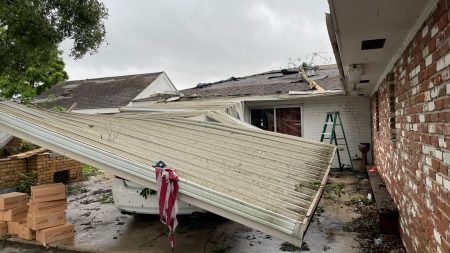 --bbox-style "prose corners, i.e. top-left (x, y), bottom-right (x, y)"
top-left (0, 49), bottom-right (68, 100)
top-left (0, 0), bottom-right (108, 99)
